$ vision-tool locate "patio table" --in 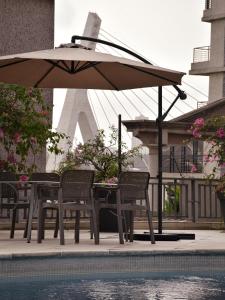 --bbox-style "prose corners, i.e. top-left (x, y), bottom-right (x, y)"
top-left (93, 183), bottom-right (119, 232)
